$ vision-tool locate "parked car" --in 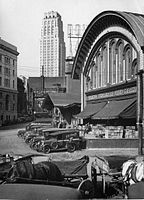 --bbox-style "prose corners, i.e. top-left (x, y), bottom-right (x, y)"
top-left (29, 128), bottom-right (74, 151)
top-left (40, 129), bottom-right (86, 153)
